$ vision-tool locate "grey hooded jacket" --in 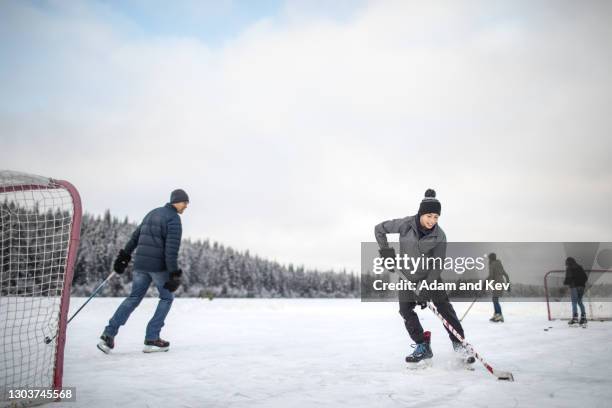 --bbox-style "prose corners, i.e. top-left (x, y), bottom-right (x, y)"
top-left (487, 259), bottom-right (510, 297)
top-left (374, 215), bottom-right (447, 282)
